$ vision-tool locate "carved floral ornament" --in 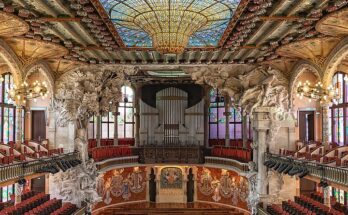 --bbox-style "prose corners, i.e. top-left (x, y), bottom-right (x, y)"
top-left (54, 65), bottom-right (136, 128)
top-left (183, 65), bottom-right (290, 115)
